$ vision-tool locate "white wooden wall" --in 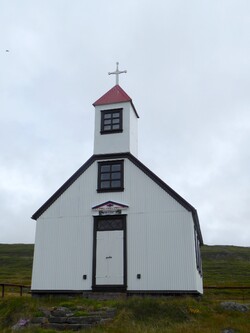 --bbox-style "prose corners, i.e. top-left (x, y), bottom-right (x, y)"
top-left (32, 158), bottom-right (202, 293)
